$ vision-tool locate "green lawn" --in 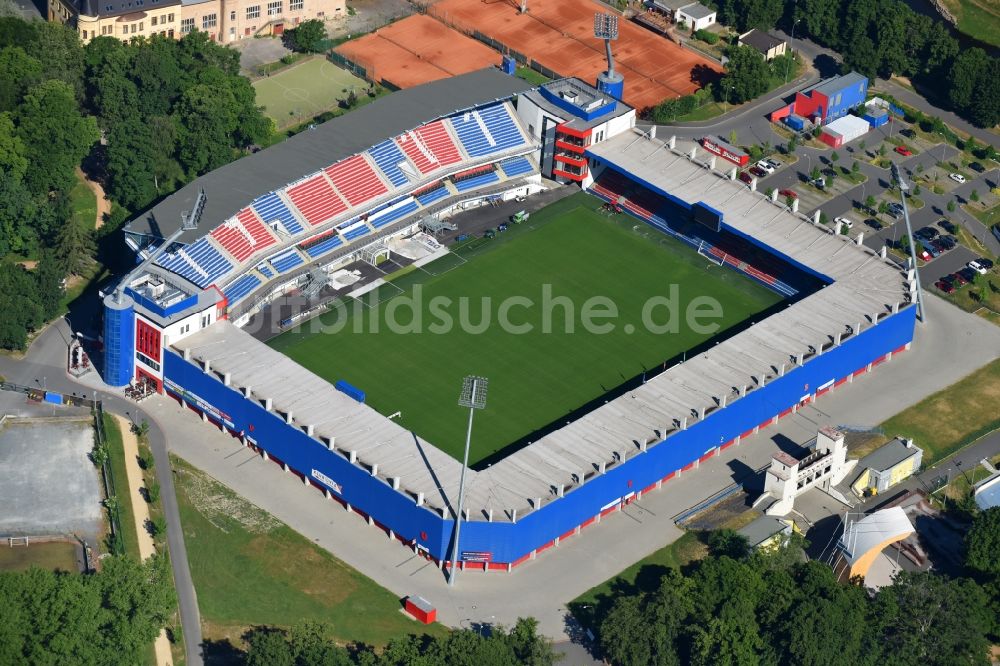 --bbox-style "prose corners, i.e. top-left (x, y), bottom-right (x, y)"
top-left (69, 174), bottom-right (97, 231)
top-left (253, 56), bottom-right (368, 128)
top-left (269, 193), bottom-right (782, 464)
top-left (173, 457), bottom-right (446, 649)
top-left (516, 66), bottom-right (550, 86)
top-left (103, 413), bottom-right (141, 559)
top-left (0, 541), bottom-right (79, 573)
top-left (943, 0), bottom-right (1000, 48)
top-left (851, 358), bottom-right (1000, 465)
top-left (568, 531), bottom-right (707, 632)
